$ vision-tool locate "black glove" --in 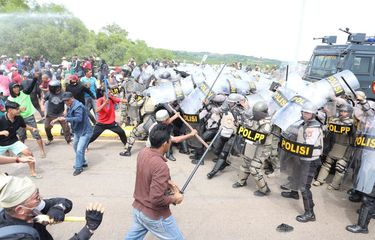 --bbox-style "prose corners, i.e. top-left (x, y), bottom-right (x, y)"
top-left (47, 205), bottom-right (65, 222)
top-left (85, 208), bottom-right (103, 231)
